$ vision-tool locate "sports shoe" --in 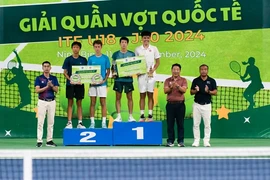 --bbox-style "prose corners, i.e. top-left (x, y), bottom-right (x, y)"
top-left (89, 122), bottom-right (95, 128)
top-left (178, 142), bottom-right (185, 147)
top-left (128, 116), bottom-right (136, 122)
top-left (139, 114), bottom-right (146, 122)
top-left (77, 122), bottom-right (86, 129)
top-left (114, 116), bottom-right (122, 122)
top-left (192, 142), bottom-right (200, 147)
top-left (36, 142), bottom-right (42, 148)
top-left (147, 114), bottom-right (153, 122)
top-left (204, 142), bottom-right (211, 147)
top-left (46, 141), bottom-right (57, 147)
top-left (65, 122), bottom-right (72, 129)
top-left (102, 122), bottom-right (107, 128)
top-left (166, 142), bottom-right (174, 147)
